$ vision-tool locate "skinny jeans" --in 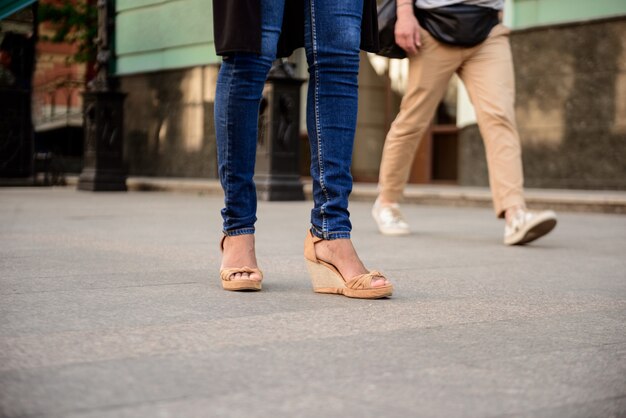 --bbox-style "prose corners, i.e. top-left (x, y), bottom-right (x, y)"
top-left (215, 0), bottom-right (363, 238)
